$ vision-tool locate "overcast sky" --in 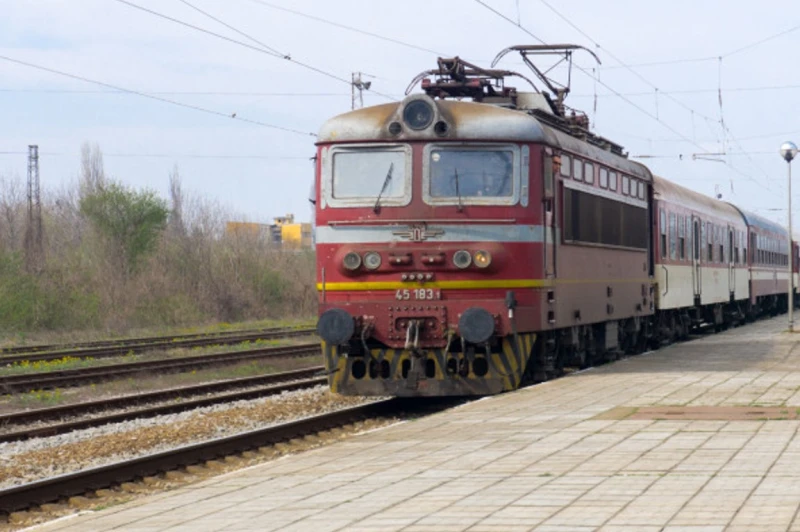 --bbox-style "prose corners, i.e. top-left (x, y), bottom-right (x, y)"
top-left (1, 1), bottom-right (799, 225)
